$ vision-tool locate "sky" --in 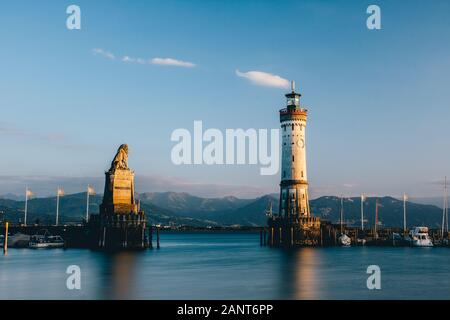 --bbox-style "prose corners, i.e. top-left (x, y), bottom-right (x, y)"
top-left (0, 0), bottom-right (450, 199)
